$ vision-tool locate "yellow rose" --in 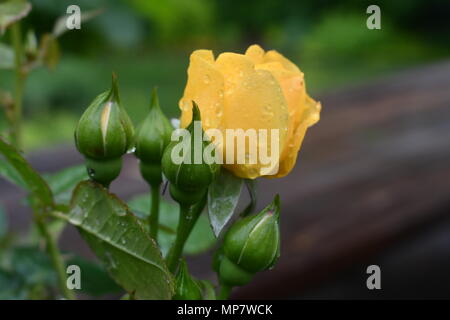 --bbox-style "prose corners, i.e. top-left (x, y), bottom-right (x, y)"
top-left (179, 44), bottom-right (321, 179)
